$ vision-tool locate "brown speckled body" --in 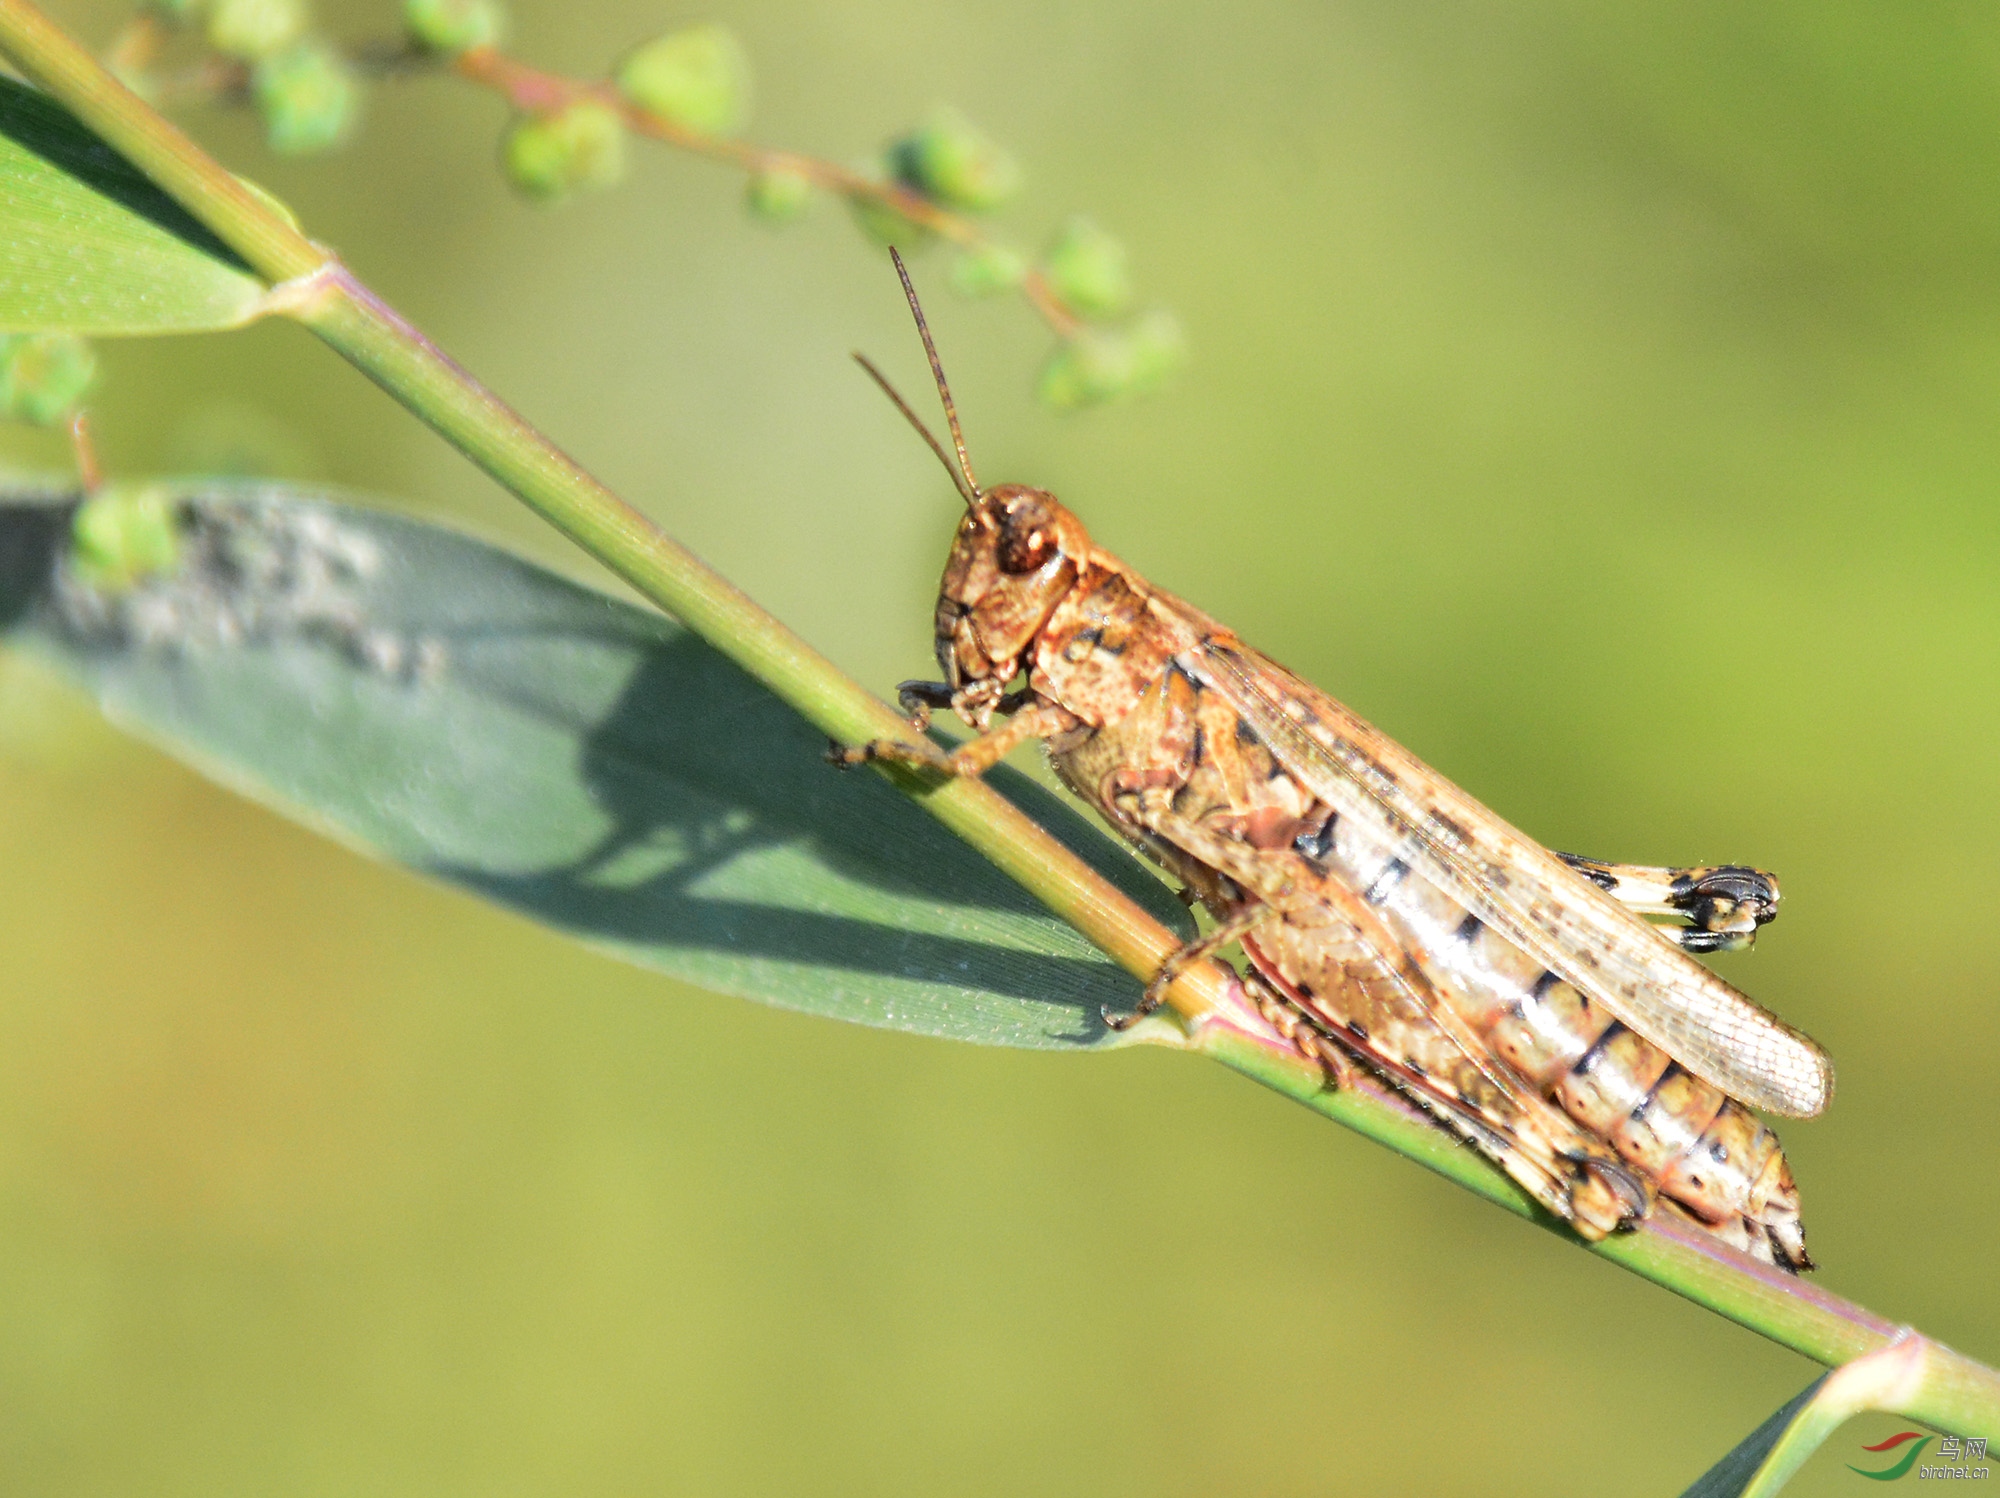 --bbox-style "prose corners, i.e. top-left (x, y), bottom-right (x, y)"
top-left (870, 478), bottom-right (1826, 1270)
top-left (1047, 626), bottom-right (1806, 1265)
